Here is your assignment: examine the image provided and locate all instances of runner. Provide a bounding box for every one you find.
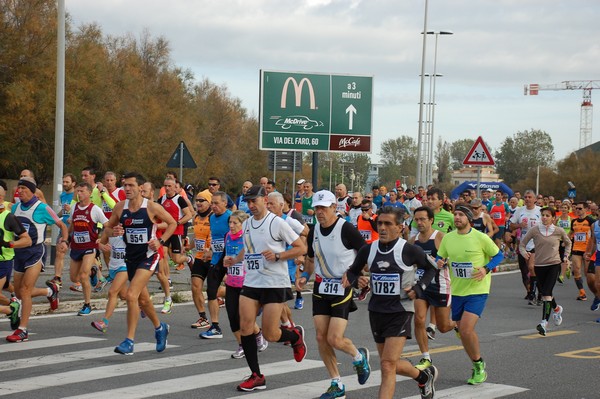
[585,207,600,312]
[470,198,498,238]
[343,206,438,399]
[189,189,212,329]
[436,203,504,385]
[409,206,455,372]
[510,190,542,303]
[296,190,370,399]
[519,207,571,335]
[100,172,172,355]
[200,191,232,339]
[68,182,109,316]
[232,185,307,391]
[7,177,69,342]
[569,202,594,301]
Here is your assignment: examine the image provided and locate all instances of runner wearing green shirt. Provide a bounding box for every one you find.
[436,203,503,386]
[426,187,454,233]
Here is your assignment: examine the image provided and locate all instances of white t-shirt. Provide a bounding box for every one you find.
[510,205,541,251]
[242,212,300,288]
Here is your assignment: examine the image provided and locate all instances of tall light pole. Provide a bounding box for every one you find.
[415,0,429,188]
[426,30,453,185]
[424,72,442,185]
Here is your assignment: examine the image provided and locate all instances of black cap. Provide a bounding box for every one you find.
[244,185,266,200]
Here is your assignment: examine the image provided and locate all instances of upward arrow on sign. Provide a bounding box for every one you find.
[463,136,495,166]
[346,104,357,130]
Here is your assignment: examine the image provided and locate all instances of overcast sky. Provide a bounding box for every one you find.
[66,0,600,163]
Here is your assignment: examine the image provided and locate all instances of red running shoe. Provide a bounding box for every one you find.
[46,280,60,310]
[236,372,266,391]
[292,325,307,362]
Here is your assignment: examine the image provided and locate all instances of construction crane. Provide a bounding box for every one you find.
[524,80,600,149]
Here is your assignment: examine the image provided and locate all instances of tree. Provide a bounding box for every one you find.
[495,129,555,186]
[449,139,475,170]
[435,138,451,184]
[378,135,417,188]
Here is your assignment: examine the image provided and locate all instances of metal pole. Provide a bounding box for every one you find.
[273,150,277,183]
[312,152,319,189]
[179,141,184,183]
[416,0,429,187]
[51,0,66,263]
[329,156,332,191]
[425,74,434,185]
[477,167,482,198]
[292,152,297,188]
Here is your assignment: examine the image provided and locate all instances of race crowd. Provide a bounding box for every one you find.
[0,168,599,399]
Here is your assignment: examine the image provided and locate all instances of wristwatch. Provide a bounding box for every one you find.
[275,253,281,261]
[159,238,166,246]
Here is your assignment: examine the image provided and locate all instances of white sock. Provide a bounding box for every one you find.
[428,323,436,330]
[422,352,431,360]
[353,351,363,362]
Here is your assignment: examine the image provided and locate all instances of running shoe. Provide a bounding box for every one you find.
[115,338,134,355]
[319,381,345,399]
[415,357,432,371]
[140,309,146,318]
[467,359,487,385]
[591,297,600,311]
[191,317,210,329]
[70,283,83,292]
[294,297,304,309]
[231,345,245,359]
[292,325,307,362]
[217,297,225,308]
[357,286,371,301]
[454,326,461,339]
[577,293,588,301]
[426,326,436,340]
[8,299,20,331]
[90,265,98,287]
[536,321,547,336]
[6,328,28,343]
[557,275,564,285]
[418,365,438,399]
[91,320,108,333]
[161,299,173,314]
[77,304,92,316]
[94,278,108,293]
[46,276,62,290]
[200,326,223,339]
[175,263,185,271]
[353,347,371,385]
[155,322,169,352]
[236,372,266,392]
[565,266,572,279]
[45,280,60,310]
[168,279,173,290]
[256,331,268,352]
[552,305,563,326]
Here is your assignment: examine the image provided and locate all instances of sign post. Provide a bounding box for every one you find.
[166,141,197,183]
[462,136,495,198]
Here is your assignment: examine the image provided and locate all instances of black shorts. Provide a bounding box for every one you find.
[369,310,413,344]
[240,286,293,305]
[421,286,451,308]
[588,260,596,274]
[69,248,95,261]
[162,235,183,254]
[312,285,353,320]
[191,258,210,280]
[572,250,585,257]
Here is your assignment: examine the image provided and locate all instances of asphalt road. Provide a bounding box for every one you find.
[1,269,599,398]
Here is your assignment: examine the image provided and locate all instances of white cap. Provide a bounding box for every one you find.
[312,190,336,207]
[486,188,494,192]
[297,179,306,185]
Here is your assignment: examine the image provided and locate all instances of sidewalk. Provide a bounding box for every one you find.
[26,259,519,316]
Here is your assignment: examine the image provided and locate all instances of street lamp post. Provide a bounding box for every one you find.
[426,30,453,185]
[415,0,429,188]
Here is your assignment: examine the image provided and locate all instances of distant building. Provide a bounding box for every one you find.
[451,166,501,186]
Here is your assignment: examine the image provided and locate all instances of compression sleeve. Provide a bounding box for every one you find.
[485,250,504,271]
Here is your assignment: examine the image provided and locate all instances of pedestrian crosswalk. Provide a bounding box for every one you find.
[0,335,529,398]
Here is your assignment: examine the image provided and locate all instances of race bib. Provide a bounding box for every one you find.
[73,231,91,244]
[102,201,112,213]
[491,212,501,220]
[194,239,206,251]
[229,264,243,276]
[112,248,126,260]
[245,253,264,271]
[574,232,587,242]
[318,278,343,296]
[359,230,372,241]
[125,228,148,244]
[415,268,425,280]
[452,262,473,278]
[372,273,400,295]
[558,220,570,229]
[211,238,224,253]
[302,214,313,224]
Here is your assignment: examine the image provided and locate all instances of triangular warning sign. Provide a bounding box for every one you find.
[166,141,197,168]
[462,136,495,166]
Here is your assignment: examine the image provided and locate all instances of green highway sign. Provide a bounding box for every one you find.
[260,70,373,153]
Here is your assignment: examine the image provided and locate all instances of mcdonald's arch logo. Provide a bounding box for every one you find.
[281,77,316,110]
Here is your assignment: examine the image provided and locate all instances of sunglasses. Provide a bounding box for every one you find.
[208,183,219,186]
[576,207,584,210]
[195,199,206,202]
[361,208,371,212]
